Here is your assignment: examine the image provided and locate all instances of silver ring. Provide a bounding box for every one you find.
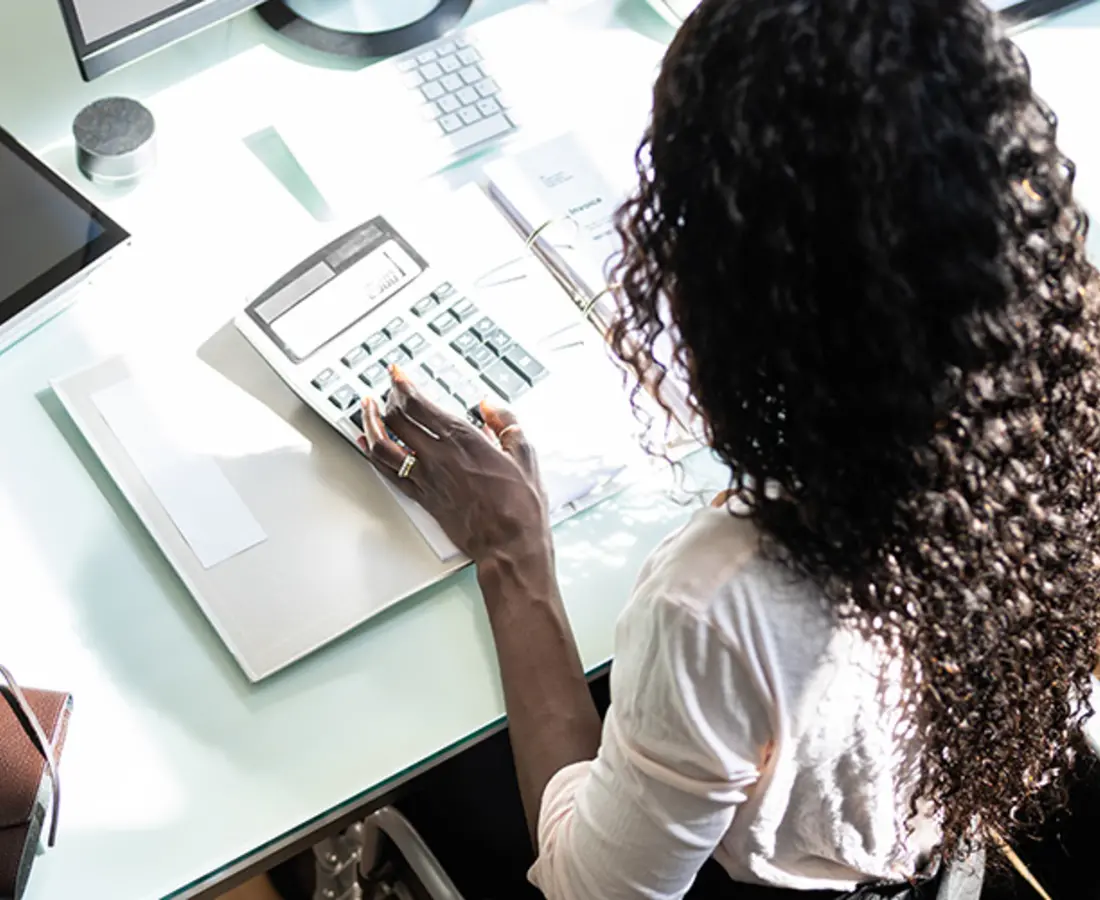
[397,454,417,479]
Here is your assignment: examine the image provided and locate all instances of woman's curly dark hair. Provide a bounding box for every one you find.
[610,0,1100,860]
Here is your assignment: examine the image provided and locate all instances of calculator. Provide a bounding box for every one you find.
[234,216,551,450]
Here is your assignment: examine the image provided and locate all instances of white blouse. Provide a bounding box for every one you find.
[529,507,940,900]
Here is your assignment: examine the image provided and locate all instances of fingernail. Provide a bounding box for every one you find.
[389,364,407,383]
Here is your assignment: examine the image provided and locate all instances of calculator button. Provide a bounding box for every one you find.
[435,366,462,393]
[458,47,480,66]
[430,313,458,336]
[416,50,438,64]
[384,317,407,339]
[311,368,339,391]
[481,360,530,402]
[471,316,496,339]
[421,353,448,378]
[359,363,388,387]
[458,106,482,126]
[342,345,369,368]
[330,385,359,411]
[504,346,548,385]
[412,295,437,317]
[422,81,445,101]
[438,94,461,114]
[450,298,476,321]
[485,328,513,356]
[457,86,479,107]
[452,380,482,410]
[432,282,456,300]
[441,73,463,93]
[402,333,428,356]
[450,331,479,355]
[420,61,443,81]
[437,41,457,55]
[466,345,496,371]
[363,331,388,354]
[381,348,412,368]
[459,65,482,85]
[439,53,461,73]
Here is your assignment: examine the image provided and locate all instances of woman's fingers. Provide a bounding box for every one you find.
[358,398,421,496]
[389,366,457,437]
[481,401,538,478]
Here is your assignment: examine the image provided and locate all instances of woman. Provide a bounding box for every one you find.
[358,0,1100,896]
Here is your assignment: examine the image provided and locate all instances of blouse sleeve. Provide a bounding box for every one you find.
[528,586,775,900]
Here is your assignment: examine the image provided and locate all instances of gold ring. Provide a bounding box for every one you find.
[397,454,417,479]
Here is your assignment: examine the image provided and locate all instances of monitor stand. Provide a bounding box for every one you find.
[257,0,474,58]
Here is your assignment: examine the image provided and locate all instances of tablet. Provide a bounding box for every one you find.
[0,126,129,350]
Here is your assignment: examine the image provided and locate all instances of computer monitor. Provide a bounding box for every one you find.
[57,0,472,81]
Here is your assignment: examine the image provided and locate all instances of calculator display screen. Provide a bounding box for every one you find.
[269,240,420,359]
[245,217,427,364]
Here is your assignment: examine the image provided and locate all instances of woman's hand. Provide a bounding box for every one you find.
[357,367,551,567]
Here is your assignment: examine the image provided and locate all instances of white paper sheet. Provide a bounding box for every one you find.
[92,378,268,568]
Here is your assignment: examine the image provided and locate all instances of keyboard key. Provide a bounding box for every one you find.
[450,297,476,321]
[459,106,482,126]
[459,65,482,85]
[349,407,364,432]
[458,47,480,66]
[466,344,495,371]
[430,312,458,335]
[432,282,456,300]
[439,54,462,74]
[416,49,438,64]
[412,295,437,317]
[396,57,418,73]
[381,347,412,368]
[342,345,369,368]
[456,86,478,106]
[481,359,530,401]
[471,315,496,339]
[330,385,359,411]
[475,78,500,98]
[451,331,479,355]
[437,41,457,55]
[403,70,424,90]
[438,94,461,113]
[421,353,448,378]
[504,346,549,385]
[363,331,388,354]
[420,61,443,80]
[441,73,463,93]
[311,368,339,391]
[402,333,428,356]
[485,328,513,355]
[438,114,462,134]
[440,112,513,151]
[359,363,388,388]
[383,317,407,339]
[476,97,502,118]
[420,380,453,410]
[422,81,445,101]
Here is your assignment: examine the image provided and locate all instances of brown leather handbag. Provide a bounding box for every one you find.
[0,666,71,900]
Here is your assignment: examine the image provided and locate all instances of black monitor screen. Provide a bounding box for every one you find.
[0,129,128,328]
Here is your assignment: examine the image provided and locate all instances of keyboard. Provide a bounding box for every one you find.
[392,33,518,161]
